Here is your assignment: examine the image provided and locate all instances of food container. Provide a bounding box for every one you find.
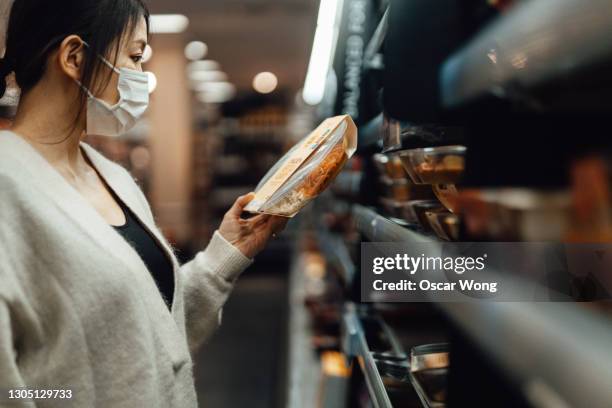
[245,115,357,217]
[426,211,461,241]
[457,189,571,241]
[373,153,407,179]
[381,116,402,152]
[398,146,466,185]
[378,198,416,225]
[433,184,460,213]
[380,197,405,220]
[410,343,449,407]
[382,119,466,153]
[379,177,436,202]
[412,201,446,232]
[379,177,412,201]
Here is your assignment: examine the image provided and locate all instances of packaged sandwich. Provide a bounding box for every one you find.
[244,115,358,217]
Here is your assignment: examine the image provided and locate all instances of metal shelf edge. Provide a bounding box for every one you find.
[441,0,612,107]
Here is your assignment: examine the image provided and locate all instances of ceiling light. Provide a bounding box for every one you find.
[146,72,158,94]
[253,72,278,94]
[184,41,208,61]
[196,87,236,104]
[189,70,228,83]
[150,14,189,34]
[196,82,237,103]
[303,0,343,106]
[187,60,221,72]
[194,81,236,94]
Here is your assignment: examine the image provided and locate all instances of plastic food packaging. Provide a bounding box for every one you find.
[373,153,407,179]
[245,115,357,217]
[410,343,449,407]
[412,201,446,233]
[426,211,460,241]
[398,146,466,185]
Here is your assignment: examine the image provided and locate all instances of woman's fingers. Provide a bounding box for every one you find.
[228,192,255,217]
[249,214,271,227]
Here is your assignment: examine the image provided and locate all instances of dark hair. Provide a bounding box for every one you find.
[0,0,149,124]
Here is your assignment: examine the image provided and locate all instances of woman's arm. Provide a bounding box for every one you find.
[131,182,286,353]
[0,300,32,406]
[180,194,287,353]
[179,230,252,353]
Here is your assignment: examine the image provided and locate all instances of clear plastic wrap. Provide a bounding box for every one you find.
[245,116,357,217]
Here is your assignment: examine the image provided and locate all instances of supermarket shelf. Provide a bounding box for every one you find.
[352,204,435,244]
[409,373,442,408]
[441,0,612,107]
[440,302,612,408]
[352,204,612,406]
[342,306,393,408]
[317,228,356,287]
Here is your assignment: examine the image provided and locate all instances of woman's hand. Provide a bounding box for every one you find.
[218,193,289,259]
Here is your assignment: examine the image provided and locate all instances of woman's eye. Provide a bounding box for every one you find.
[131,55,143,63]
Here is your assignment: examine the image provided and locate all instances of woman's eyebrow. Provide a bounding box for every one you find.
[132,39,147,50]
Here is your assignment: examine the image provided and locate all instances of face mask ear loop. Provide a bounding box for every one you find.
[98,56,121,75]
[82,41,121,75]
[75,79,95,99]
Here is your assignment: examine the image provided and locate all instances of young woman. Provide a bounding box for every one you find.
[0,1,287,406]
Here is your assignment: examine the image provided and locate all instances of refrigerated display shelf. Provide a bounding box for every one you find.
[317,228,356,287]
[441,0,612,107]
[342,306,395,408]
[353,204,436,244]
[441,302,612,408]
[408,372,443,408]
[351,204,612,408]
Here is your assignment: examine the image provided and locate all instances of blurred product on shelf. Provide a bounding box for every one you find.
[373,153,406,179]
[413,201,447,234]
[567,155,612,243]
[456,189,572,241]
[432,184,460,213]
[379,176,411,201]
[381,117,466,154]
[379,198,415,224]
[410,343,450,407]
[398,146,466,185]
[245,115,357,217]
[426,211,461,241]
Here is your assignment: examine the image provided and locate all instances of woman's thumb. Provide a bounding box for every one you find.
[230,192,255,216]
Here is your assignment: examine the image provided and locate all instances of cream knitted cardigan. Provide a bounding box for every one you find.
[0,131,253,407]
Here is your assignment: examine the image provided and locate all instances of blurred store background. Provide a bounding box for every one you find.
[4,0,612,407]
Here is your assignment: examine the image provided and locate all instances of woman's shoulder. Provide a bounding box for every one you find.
[0,131,31,183]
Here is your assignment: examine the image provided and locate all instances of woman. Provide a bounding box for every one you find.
[0,1,287,406]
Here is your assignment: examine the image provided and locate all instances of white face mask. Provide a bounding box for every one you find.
[78,47,149,137]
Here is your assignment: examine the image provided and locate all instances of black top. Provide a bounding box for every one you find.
[112,198,175,309]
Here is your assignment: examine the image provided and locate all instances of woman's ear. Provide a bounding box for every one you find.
[57,35,86,81]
